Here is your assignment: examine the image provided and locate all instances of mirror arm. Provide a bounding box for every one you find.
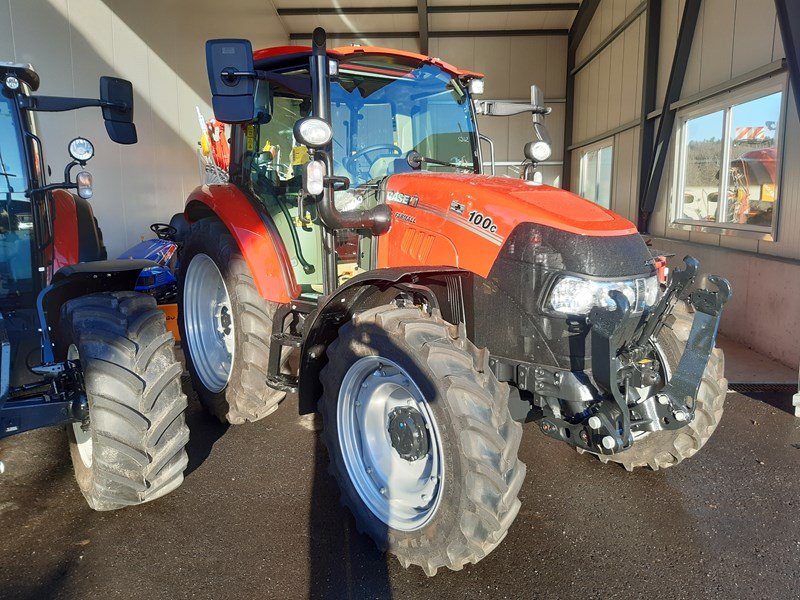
[19,95,102,113]
[474,100,550,117]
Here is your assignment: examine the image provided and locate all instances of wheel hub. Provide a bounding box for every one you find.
[216,304,232,336]
[337,356,444,532]
[387,406,430,462]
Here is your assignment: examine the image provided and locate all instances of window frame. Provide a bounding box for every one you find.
[670,76,788,241]
[578,138,614,209]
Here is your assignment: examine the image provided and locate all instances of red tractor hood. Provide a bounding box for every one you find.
[377,173,638,277]
[385,172,637,237]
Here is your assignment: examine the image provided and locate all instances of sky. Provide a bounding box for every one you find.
[688,92,782,142]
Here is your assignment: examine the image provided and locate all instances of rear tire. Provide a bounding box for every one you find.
[178,217,286,424]
[61,291,189,510]
[580,301,727,471]
[319,306,525,576]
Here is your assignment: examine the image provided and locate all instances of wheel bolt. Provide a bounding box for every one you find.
[601,436,616,450]
[379,487,386,495]
[421,494,427,501]
[658,395,670,405]
[674,410,689,422]
[366,466,372,474]
[588,416,601,430]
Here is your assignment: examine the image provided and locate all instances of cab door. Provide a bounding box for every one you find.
[243,93,325,299]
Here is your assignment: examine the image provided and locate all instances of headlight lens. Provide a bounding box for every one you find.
[294,118,332,148]
[548,275,660,316]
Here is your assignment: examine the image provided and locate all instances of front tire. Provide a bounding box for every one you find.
[61,292,189,510]
[178,217,286,424]
[319,306,525,576]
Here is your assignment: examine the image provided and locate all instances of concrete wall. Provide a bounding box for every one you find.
[568,0,799,369]
[0,0,287,257]
[291,34,568,186]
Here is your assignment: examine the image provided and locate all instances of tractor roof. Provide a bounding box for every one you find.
[253,45,483,79]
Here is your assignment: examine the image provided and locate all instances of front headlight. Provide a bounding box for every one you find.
[547,275,659,316]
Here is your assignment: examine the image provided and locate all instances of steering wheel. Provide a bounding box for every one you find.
[344,144,403,176]
[150,223,177,240]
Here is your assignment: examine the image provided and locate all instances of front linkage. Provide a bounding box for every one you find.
[538,256,731,455]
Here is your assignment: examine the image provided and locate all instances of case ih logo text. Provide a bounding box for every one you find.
[386,191,419,207]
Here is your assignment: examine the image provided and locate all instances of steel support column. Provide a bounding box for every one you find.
[637,0,661,229]
[562,0,601,191]
[418,0,429,55]
[774,0,800,120]
[638,0,702,232]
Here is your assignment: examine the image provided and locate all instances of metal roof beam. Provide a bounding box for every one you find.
[428,3,580,13]
[278,4,579,16]
[278,6,416,16]
[289,29,568,40]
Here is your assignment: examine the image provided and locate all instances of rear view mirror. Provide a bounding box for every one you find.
[206,39,256,123]
[99,76,137,144]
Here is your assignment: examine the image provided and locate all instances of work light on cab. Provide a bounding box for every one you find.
[294,117,332,148]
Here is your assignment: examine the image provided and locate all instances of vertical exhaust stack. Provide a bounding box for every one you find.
[310,27,392,235]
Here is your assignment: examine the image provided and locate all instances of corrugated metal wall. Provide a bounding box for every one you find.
[569,0,646,222]
[568,0,800,367]
[0,0,287,258]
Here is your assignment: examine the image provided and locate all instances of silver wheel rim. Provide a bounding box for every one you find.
[337,356,444,532]
[68,344,92,468]
[184,253,235,393]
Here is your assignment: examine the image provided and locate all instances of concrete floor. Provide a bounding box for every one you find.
[717,335,798,385]
[1,376,798,600]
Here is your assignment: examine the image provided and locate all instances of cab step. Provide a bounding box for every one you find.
[267,373,299,394]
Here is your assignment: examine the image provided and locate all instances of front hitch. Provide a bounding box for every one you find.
[586,257,731,454]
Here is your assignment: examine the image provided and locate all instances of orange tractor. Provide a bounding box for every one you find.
[174,29,730,575]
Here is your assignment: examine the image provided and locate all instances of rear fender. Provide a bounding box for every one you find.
[38,259,157,363]
[48,191,107,277]
[183,185,299,303]
[297,266,471,414]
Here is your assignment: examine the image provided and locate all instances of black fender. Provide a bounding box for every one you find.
[297,266,473,414]
[38,259,158,362]
[74,195,108,262]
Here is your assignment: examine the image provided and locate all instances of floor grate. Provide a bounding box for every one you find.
[729,383,798,393]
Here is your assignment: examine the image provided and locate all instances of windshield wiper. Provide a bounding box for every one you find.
[407,150,473,172]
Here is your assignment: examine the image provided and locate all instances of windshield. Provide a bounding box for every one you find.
[330,61,478,187]
[0,91,35,298]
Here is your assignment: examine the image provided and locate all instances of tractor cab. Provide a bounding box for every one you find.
[0,63,137,303]
[206,34,551,299]
[240,53,482,298]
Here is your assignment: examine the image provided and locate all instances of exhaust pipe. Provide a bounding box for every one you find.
[310,27,391,235]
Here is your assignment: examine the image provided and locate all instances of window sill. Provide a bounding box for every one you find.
[670,220,776,242]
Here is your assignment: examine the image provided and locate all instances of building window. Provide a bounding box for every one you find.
[674,82,785,235]
[579,142,613,208]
